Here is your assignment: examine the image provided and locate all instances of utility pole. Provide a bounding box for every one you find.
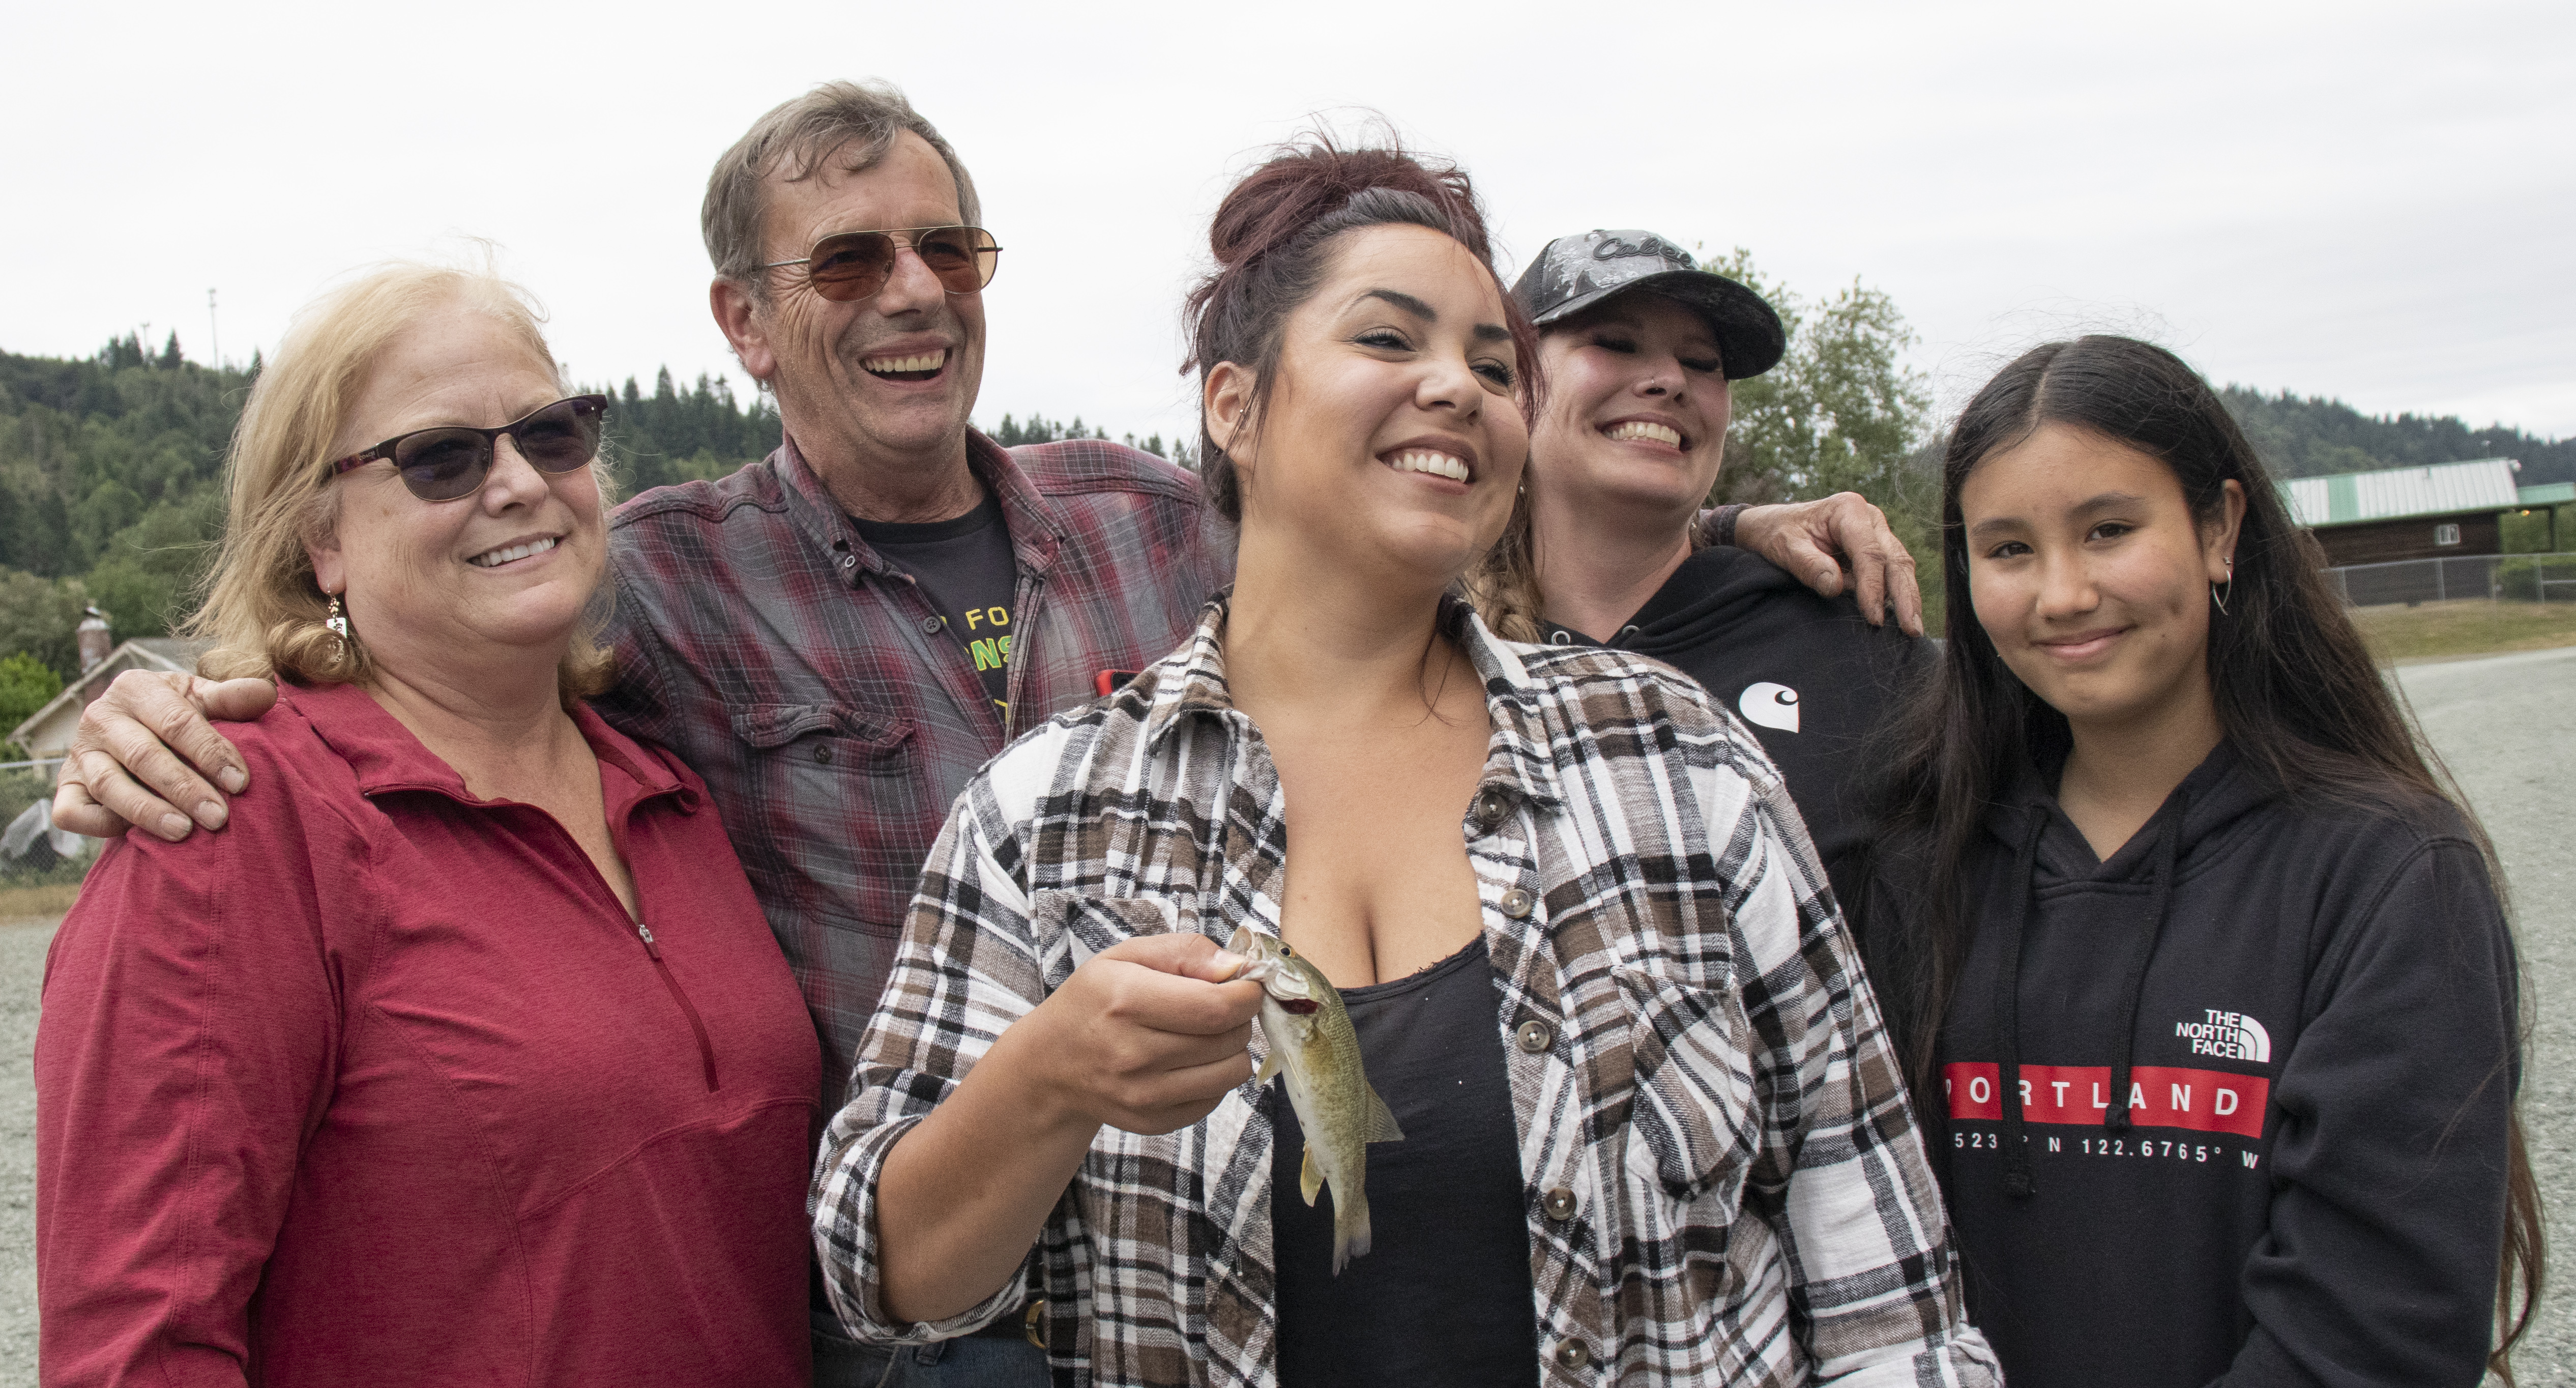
[209,288,220,369]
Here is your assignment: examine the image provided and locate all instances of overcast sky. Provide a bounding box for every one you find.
[7,0,2569,451]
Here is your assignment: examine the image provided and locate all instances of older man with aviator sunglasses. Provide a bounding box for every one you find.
[54,78,1921,1387]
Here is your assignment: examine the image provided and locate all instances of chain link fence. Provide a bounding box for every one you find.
[2327,552,2576,608]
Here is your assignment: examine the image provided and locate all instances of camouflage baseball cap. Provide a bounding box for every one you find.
[1510,230,1784,380]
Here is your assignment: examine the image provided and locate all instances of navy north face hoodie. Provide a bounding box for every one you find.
[1894,742,2518,1387]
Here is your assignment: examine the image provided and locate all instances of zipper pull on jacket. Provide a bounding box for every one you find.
[635,918,719,1091]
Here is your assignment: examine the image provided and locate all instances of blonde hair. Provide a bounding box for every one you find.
[1462,490,1544,643]
[185,259,617,702]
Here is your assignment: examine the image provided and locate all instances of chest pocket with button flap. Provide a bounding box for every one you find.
[1615,966,1758,1214]
[728,703,914,774]
[727,703,925,934]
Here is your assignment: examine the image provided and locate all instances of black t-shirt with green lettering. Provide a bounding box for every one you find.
[852,491,1018,715]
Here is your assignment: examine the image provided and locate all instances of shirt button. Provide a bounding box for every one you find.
[813,745,833,765]
[1472,789,1508,830]
[920,614,944,634]
[1554,1340,1591,1371]
[1499,887,1534,919]
[1542,1187,1577,1221]
[1515,1020,1553,1054]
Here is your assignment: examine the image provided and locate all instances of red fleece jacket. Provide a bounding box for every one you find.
[35,680,820,1386]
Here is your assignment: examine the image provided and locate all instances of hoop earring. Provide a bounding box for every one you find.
[326,593,351,657]
[2210,559,2234,615]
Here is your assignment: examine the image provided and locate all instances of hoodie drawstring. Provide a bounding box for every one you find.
[2107,788,2187,1133]
[1995,811,2047,1199]
[1995,788,2189,1197]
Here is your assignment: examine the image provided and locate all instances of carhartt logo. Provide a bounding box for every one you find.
[2177,1009,2270,1063]
[1739,682,1800,733]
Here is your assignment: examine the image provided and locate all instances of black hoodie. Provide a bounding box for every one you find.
[1897,742,2517,1387]
[1539,545,1930,905]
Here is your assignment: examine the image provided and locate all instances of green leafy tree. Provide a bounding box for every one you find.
[80,489,224,640]
[1696,250,1941,621]
[0,567,89,679]
[1700,249,1932,508]
[0,651,63,743]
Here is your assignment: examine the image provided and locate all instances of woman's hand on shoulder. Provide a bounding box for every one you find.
[989,932,1264,1138]
[54,672,277,842]
[1730,493,1925,636]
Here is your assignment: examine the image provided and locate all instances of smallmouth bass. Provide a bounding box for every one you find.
[1226,924,1404,1274]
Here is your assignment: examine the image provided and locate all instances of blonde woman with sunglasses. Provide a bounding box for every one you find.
[34,263,821,1386]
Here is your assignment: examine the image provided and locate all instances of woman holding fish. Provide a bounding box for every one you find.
[813,136,1997,1387]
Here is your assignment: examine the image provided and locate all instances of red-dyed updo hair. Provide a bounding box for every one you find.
[1183,132,1541,523]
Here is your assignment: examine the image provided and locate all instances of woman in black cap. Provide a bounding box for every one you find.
[1471,230,1931,906]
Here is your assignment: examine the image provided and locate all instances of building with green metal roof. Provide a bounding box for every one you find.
[2276,457,2527,565]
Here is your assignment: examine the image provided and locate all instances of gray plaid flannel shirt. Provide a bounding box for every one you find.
[814,597,1997,1387]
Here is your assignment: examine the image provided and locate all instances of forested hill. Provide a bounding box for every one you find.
[0,338,781,664]
[2,334,2565,671]
[2220,387,2574,487]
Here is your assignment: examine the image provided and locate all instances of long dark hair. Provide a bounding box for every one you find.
[1870,334,2541,1376]
[1181,130,1541,524]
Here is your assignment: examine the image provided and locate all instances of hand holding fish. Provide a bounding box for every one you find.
[873,931,1267,1323]
[1000,932,1268,1137]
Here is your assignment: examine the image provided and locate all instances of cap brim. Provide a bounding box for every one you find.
[1531,269,1785,380]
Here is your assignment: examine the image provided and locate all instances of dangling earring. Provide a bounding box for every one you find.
[325,593,350,657]
[2210,559,2234,616]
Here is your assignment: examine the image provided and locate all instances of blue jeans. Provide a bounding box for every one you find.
[811,1311,1052,1388]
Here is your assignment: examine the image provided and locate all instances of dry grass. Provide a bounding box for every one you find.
[2348,601,2576,666]
[0,881,80,927]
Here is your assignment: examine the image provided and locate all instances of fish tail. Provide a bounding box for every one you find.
[1329,1186,1372,1275]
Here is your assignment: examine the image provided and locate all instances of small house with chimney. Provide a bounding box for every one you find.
[8,609,212,759]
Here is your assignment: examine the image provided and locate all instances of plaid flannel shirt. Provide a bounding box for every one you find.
[815,597,1998,1387]
[596,433,1225,1095]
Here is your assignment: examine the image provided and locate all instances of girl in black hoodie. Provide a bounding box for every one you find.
[1863,335,2541,1387]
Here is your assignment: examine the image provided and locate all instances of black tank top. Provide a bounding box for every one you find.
[1271,937,1539,1387]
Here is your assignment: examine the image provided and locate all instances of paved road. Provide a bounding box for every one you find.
[0,647,2567,1380]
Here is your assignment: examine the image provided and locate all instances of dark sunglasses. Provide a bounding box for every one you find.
[758,225,1002,302]
[325,394,609,502]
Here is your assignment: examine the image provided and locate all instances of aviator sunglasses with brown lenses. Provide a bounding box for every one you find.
[759,225,1002,302]
[325,394,610,502]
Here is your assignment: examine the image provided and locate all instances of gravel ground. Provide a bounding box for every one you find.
[2396,645,2576,1380]
[0,646,2566,1380]
[0,919,46,1378]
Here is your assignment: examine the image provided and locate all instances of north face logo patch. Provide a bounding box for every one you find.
[2176,1009,2271,1063]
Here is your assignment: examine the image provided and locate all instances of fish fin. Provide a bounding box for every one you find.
[1366,1086,1404,1143]
[1254,1047,1282,1085]
[1300,1143,1323,1207]
[1331,1189,1372,1275]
